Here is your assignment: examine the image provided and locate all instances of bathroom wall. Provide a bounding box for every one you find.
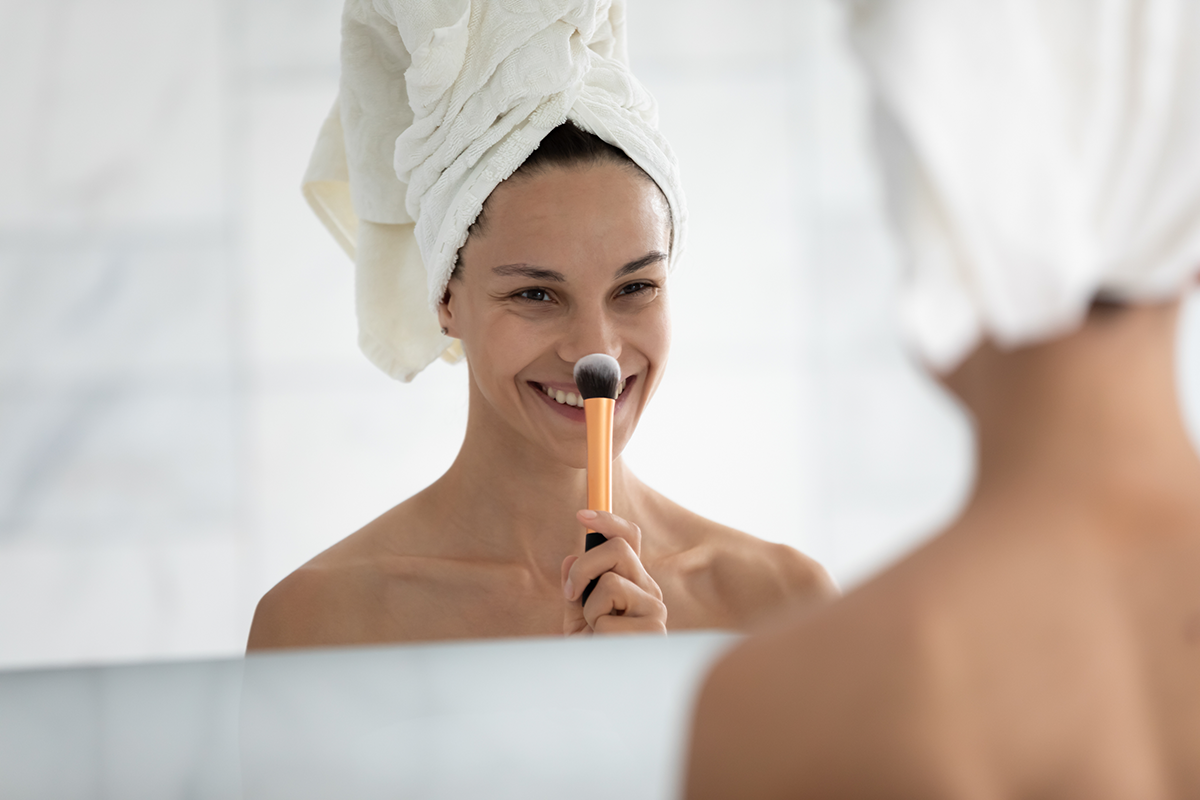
[6,0,1191,669]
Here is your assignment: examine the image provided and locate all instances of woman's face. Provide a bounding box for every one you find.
[439,162,672,469]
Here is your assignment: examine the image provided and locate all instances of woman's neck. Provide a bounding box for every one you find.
[945,300,1200,533]
[420,381,647,580]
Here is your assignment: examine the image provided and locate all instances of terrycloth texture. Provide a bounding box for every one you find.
[304,0,686,382]
[842,0,1200,372]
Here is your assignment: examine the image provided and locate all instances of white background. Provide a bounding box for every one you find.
[1,0,1197,669]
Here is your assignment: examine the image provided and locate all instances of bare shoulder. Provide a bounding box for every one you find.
[702,519,838,619]
[246,501,429,652]
[709,525,836,602]
[246,534,385,652]
[644,493,838,629]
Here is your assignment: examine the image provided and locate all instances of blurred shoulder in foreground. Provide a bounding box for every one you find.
[687,0,1200,792]
[688,305,1200,798]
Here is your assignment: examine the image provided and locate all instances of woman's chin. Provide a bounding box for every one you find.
[542,445,588,472]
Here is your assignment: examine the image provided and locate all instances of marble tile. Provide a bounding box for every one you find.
[648,75,807,347]
[0,537,244,668]
[0,381,238,544]
[0,238,241,550]
[242,83,363,368]
[0,0,226,230]
[0,241,234,382]
[241,0,342,78]
[0,0,243,666]
[627,0,810,66]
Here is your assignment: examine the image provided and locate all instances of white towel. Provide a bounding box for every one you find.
[304,0,686,382]
[842,0,1200,372]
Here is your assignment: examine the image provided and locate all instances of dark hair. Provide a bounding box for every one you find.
[454,121,670,276]
[512,120,640,177]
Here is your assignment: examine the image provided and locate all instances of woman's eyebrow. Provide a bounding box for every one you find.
[492,264,567,282]
[491,251,666,282]
[614,250,668,278]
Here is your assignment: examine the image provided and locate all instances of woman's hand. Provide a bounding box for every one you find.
[561,509,668,636]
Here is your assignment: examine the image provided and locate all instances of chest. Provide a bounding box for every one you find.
[370,559,731,643]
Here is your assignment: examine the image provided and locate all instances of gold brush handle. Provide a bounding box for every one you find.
[584,397,614,531]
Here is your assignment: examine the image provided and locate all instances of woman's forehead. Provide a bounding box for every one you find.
[468,164,671,266]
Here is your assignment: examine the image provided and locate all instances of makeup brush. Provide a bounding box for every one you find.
[573,353,622,606]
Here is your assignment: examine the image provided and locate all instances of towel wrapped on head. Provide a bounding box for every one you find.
[304,0,686,382]
[842,0,1200,372]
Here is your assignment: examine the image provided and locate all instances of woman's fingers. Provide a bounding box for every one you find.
[561,511,668,636]
[581,571,667,633]
[561,554,578,588]
[576,509,642,554]
[563,533,661,603]
[561,554,592,636]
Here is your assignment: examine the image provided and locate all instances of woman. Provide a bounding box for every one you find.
[248,2,834,648]
[687,1,1200,796]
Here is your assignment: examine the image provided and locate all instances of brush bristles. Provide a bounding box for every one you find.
[573,354,622,400]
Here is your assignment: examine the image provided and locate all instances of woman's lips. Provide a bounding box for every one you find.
[529,375,637,422]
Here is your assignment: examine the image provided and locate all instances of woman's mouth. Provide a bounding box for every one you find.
[528,375,635,420]
[534,377,629,408]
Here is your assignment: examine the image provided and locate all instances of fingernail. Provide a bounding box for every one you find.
[563,578,574,599]
[578,509,598,520]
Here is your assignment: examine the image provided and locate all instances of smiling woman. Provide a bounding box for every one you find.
[247,122,835,647]
[246,1,835,649]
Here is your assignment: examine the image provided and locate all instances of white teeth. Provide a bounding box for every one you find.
[542,384,575,406]
[538,383,616,408]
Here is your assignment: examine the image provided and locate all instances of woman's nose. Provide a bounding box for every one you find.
[558,305,621,364]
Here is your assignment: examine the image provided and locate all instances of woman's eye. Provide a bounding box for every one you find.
[617,282,653,297]
[515,288,551,302]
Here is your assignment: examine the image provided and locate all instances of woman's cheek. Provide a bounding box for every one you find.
[637,310,672,370]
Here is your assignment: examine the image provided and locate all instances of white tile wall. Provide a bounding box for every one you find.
[2,0,1196,668]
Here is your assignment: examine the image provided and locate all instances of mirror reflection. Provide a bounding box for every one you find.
[6,0,1196,797]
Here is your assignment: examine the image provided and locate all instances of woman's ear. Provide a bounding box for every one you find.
[436,284,456,338]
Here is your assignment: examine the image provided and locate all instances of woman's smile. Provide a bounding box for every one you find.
[527,375,637,422]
